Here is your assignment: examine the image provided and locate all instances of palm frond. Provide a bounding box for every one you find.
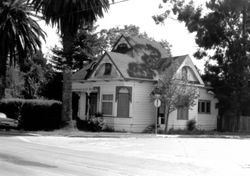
[29,0,109,35]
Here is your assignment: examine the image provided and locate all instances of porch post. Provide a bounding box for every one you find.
[79,92,87,120]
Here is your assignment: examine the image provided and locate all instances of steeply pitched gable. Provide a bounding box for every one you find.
[73,35,204,85]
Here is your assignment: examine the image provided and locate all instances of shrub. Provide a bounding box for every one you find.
[186,119,196,131]
[0,99,62,130]
[102,125,114,132]
[143,124,161,133]
[76,116,104,132]
[0,99,23,120]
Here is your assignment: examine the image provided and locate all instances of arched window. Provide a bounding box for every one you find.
[116,43,129,53]
[116,87,131,117]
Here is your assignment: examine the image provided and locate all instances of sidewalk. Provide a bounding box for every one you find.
[1,129,250,139]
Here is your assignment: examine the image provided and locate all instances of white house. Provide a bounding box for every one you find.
[72,35,218,132]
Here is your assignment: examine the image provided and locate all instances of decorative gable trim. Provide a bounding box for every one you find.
[111,35,133,52]
[180,55,204,85]
[88,52,125,80]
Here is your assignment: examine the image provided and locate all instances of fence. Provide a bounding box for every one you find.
[221,115,250,132]
[239,116,250,132]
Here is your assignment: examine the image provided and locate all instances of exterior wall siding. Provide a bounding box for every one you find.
[196,87,218,130]
[73,80,156,132]
[131,81,155,132]
[165,87,218,131]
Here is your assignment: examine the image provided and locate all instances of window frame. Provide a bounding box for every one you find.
[101,94,114,116]
[117,88,130,118]
[198,100,211,114]
[181,66,188,80]
[104,63,112,76]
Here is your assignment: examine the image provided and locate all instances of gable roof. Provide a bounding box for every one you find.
[72,59,100,81]
[107,52,188,80]
[73,35,202,84]
[125,36,171,59]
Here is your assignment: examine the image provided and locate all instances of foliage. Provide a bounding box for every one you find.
[152,62,199,133]
[51,27,107,71]
[100,24,172,54]
[50,24,172,72]
[0,99,62,130]
[186,119,196,131]
[5,67,24,98]
[154,0,250,131]
[102,125,114,132]
[38,71,63,101]
[143,124,159,133]
[76,117,104,132]
[4,51,55,100]
[0,0,45,99]
[29,0,110,125]
[21,51,49,99]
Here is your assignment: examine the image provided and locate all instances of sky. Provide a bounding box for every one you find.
[40,0,206,71]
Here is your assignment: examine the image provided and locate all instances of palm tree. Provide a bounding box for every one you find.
[0,0,46,99]
[29,0,110,126]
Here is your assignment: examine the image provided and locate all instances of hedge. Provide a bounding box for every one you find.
[0,99,62,130]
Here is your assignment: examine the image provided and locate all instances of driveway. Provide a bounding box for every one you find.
[0,133,250,175]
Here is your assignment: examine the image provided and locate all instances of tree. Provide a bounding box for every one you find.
[152,62,198,133]
[154,0,250,131]
[51,26,107,72]
[21,51,48,99]
[0,0,45,99]
[100,24,172,54]
[29,0,110,126]
[51,24,172,72]
[5,51,52,99]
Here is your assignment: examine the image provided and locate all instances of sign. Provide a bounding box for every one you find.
[154,99,161,108]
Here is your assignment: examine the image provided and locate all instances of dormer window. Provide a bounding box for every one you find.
[104,63,112,75]
[115,43,129,53]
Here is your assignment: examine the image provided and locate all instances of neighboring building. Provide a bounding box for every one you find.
[72,35,218,132]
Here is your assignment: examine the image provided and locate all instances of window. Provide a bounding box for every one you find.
[198,100,211,114]
[102,94,113,115]
[116,43,129,53]
[117,88,130,117]
[104,63,112,75]
[177,106,189,120]
[182,67,188,80]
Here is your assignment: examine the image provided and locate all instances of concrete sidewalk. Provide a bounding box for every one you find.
[1,129,250,139]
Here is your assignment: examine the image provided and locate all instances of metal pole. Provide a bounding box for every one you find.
[155,107,158,134]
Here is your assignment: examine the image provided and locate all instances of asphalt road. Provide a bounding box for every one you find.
[0,135,188,176]
[1,134,250,176]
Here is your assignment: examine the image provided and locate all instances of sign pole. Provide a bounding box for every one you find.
[154,98,161,135]
[155,107,158,134]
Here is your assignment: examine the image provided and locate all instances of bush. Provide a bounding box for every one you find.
[102,125,114,132]
[186,119,196,131]
[76,116,104,132]
[0,99,62,130]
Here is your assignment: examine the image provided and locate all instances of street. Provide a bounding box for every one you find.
[0,134,250,176]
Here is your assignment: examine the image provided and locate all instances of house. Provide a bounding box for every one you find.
[72,35,218,132]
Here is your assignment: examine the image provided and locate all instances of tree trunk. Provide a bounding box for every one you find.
[164,106,170,133]
[62,68,72,125]
[61,28,74,128]
[0,55,7,99]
